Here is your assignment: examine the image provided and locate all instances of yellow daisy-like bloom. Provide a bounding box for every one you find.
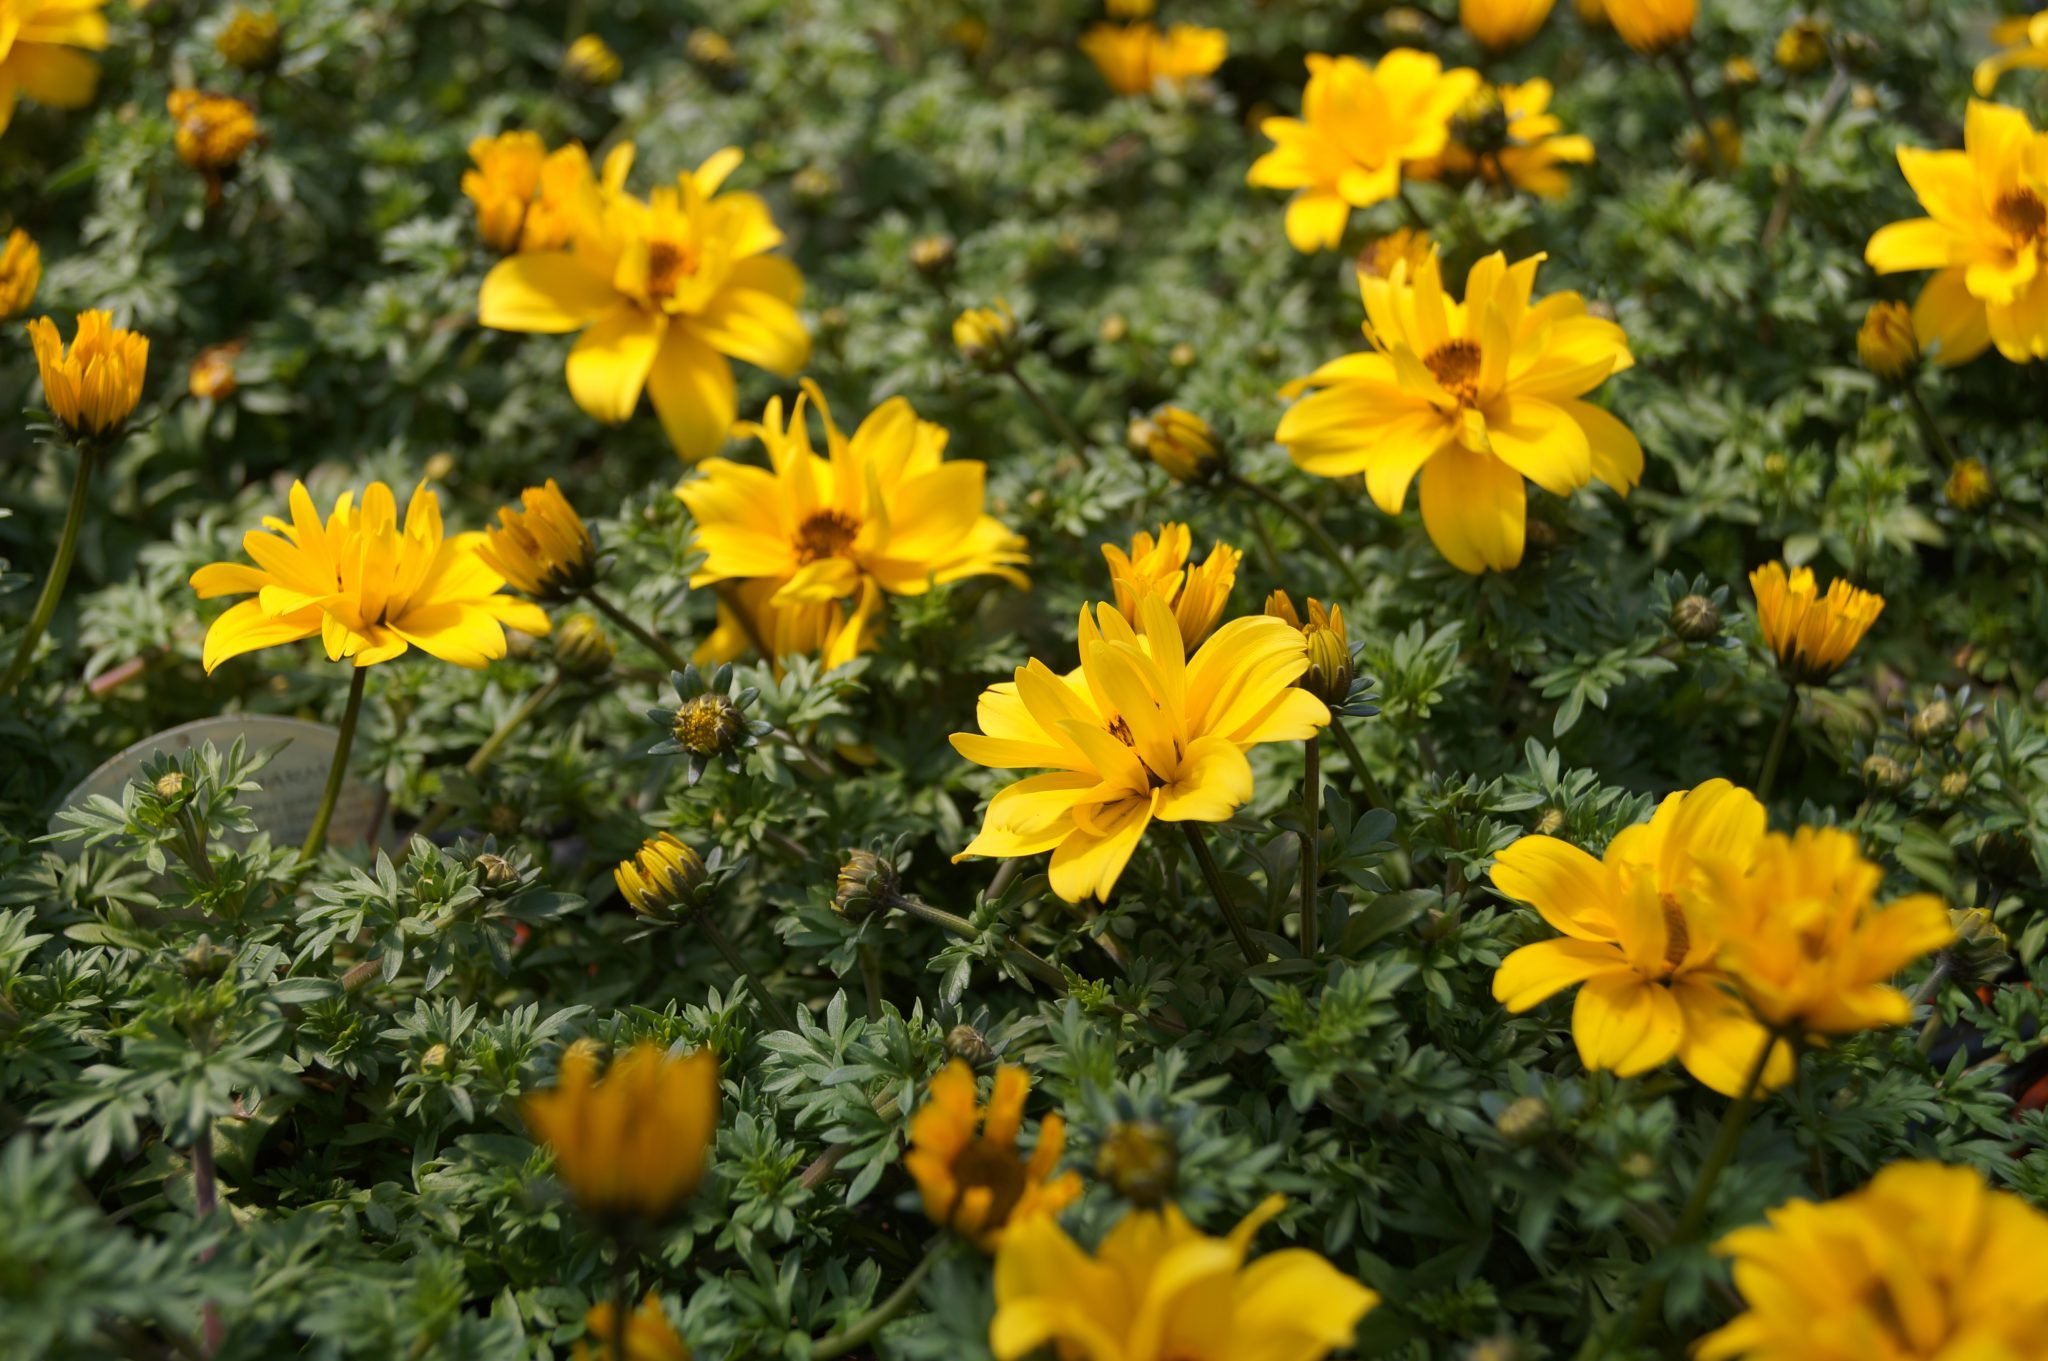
[1698,1161,2048,1361]
[188,479,550,674]
[573,1293,691,1361]
[1974,12,2048,96]
[478,478,599,603]
[564,33,621,86]
[613,832,707,920]
[1602,0,1695,53]
[1102,524,1239,649]
[167,90,259,174]
[904,1060,1082,1251]
[1491,779,1796,1096]
[1460,0,1555,51]
[1277,249,1641,574]
[27,310,148,438]
[1704,826,1954,1037]
[1,228,41,318]
[1423,81,1594,199]
[950,597,1329,903]
[478,144,809,462]
[990,1194,1378,1361]
[1078,22,1227,97]
[1748,560,1883,685]
[522,1041,719,1222]
[1865,101,2048,367]
[1247,51,1480,253]
[677,382,1028,669]
[0,0,108,136]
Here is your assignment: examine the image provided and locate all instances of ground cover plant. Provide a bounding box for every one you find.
[6,0,2048,1357]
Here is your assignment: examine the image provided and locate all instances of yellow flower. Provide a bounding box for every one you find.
[1602,0,1695,53]
[0,0,108,135]
[27,309,148,438]
[1421,80,1594,198]
[564,33,621,85]
[953,298,1019,368]
[1277,249,1641,574]
[678,382,1027,669]
[1264,590,1352,705]
[950,597,1329,902]
[905,1060,1081,1250]
[1126,405,1222,484]
[1078,22,1226,97]
[1748,560,1883,685]
[168,90,259,174]
[1855,300,1919,381]
[1945,456,1994,511]
[1,228,43,319]
[1722,55,1760,87]
[1697,1161,2048,1361]
[1773,17,1828,73]
[463,134,607,255]
[1357,226,1433,280]
[1865,101,2048,367]
[1247,51,1480,252]
[215,7,279,71]
[989,1194,1377,1361]
[1102,524,1239,648]
[522,1042,719,1222]
[478,144,809,461]
[187,341,243,401]
[573,1293,690,1361]
[1975,11,2048,96]
[1459,0,1555,51]
[1683,115,1744,173]
[1704,826,1954,1036]
[614,832,707,919]
[1491,780,1796,1096]
[1105,0,1154,15]
[188,479,550,674]
[478,478,599,602]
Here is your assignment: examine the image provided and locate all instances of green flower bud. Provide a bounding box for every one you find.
[1668,594,1722,642]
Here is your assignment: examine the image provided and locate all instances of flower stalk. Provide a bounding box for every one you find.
[1300,738,1323,958]
[1224,471,1364,594]
[413,674,564,841]
[1184,824,1263,966]
[691,907,798,1033]
[1003,360,1090,461]
[812,1238,947,1360]
[1903,383,1962,471]
[0,440,96,696]
[1755,683,1799,802]
[585,587,690,673]
[1667,49,1723,175]
[301,666,369,864]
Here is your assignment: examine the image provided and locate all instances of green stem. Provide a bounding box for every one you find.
[1300,738,1322,959]
[811,1239,946,1360]
[192,1120,224,1355]
[858,944,883,1022]
[1755,684,1799,802]
[1003,362,1089,460]
[608,1242,632,1361]
[586,587,690,674]
[1226,472,1364,595]
[1903,383,1961,471]
[1,442,96,696]
[892,894,1068,991]
[1330,721,1390,812]
[1396,182,1428,229]
[300,666,369,864]
[692,908,798,1033]
[1668,47,1722,176]
[413,674,563,840]
[1183,824,1262,966]
[1915,956,1952,1057]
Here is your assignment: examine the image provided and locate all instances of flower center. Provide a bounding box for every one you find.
[1994,188,2047,242]
[1659,894,1691,971]
[949,1137,1027,1230]
[793,509,861,564]
[646,239,701,302]
[1423,339,1484,405]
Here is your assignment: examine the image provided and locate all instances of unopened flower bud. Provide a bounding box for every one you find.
[1382,5,1432,38]
[1494,1095,1551,1144]
[1668,594,1721,642]
[564,33,622,85]
[674,693,746,758]
[1722,56,1761,88]
[791,165,838,210]
[1620,1151,1657,1179]
[154,770,192,800]
[1096,1120,1178,1208]
[833,847,899,918]
[551,613,614,678]
[952,300,1018,370]
[216,7,280,72]
[686,28,736,71]
[423,451,457,482]
[945,1023,995,1066]
[1909,700,1958,745]
[1856,302,1918,382]
[615,832,708,919]
[1939,771,1971,801]
[1097,312,1129,344]
[1683,117,1743,172]
[421,1042,451,1071]
[1945,458,1993,512]
[1774,18,1829,74]
[1946,907,2010,986]
[1266,592,1352,704]
[182,935,234,980]
[1534,808,1567,836]
[473,852,520,892]
[1167,342,1196,369]
[1127,405,1222,484]
[910,233,958,281]
[1861,754,1909,791]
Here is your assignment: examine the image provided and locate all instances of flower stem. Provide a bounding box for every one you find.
[1225,472,1364,595]
[1755,683,1799,802]
[608,1241,633,1361]
[1183,824,1263,966]
[413,674,563,840]
[1300,738,1322,959]
[1668,48,1723,176]
[812,1238,947,1361]
[1330,721,1390,812]
[1915,956,1952,1056]
[691,908,798,1033]
[585,587,690,673]
[300,666,369,865]
[192,1121,225,1355]
[0,442,96,696]
[1003,362,1089,460]
[1904,383,1961,471]
[891,894,1068,991]
[858,943,883,1021]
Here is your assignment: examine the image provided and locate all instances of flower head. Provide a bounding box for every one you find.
[216,7,279,70]
[1421,80,1594,199]
[1975,11,2048,96]
[479,478,599,602]
[1247,51,1480,252]
[905,1060,1081,1251]
[1491,780,1795,1095]
[188,341,243,401]
[1855,300,1919,381]
[1126,405,1222,484]
[990,1194,1377,1361]
[1102,524,1240,648]
[1865,101,2048,366]
[522,1041,719,1222]
[0,0,109,135]
[1773,17,1828,73]
[1,229,42,319]
[478,144,808,460]
[951,598,1329,902]
[1079,22,1226,97]
[1277,249,1641,573]
[462,133,603,254]
[614,832,709,919]
[1265,590,1353,705]
[564,33,621,85]
[953,298,1019,369]
[645,663,768,782]
[1945,456,1994,511]
[1602,0,1695,53]
[27,310,148,439]
[551,612,614,677]
[1460,0,1555,51]
[189,479,549,673]
[168,90,259,174]
[1749,560,1883,685]
[573,1293,691,1361]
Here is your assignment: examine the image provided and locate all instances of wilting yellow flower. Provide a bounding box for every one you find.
[1705,826,1953,1036]
[1697,1161,2048,1361]
[614,832,708,919]
[564,33,621,85]
[168,90,259,174]
[1865,100,2048,366]
[573,1293,691,1361]
[187,341,243,401]
[1079,22,1226,96]
[478,144,808,461]
[523,1042,719,1222]
[189,479,550,673]
[27,310,148,438]
[1358,226,1434,280]
[1975,11,2048,96]
[1421,80,1593,198]
[1,229,42,319]
[1126,405,1222,483]
[904,1060,1081,1250]
[1602,0,1695,53]
[1277,249,1641,574]
[1492,780,1796,1096]
[1103,524,1239,648]
[215,7,279,71]
[953,298,1018,368]
[0,0,109,135]
[1460,0,1555,51]
[951,598,1329,902]
[679,382,1028,669]
[1749,560,1883,685]
[990,1194,1377,1361]
[478,478,599,602]
[1855,300,1919,381]
[1773,17,1828,73]
[1946,456,1994,511]
[1248,51,1480,252]
[1265,590,1352,705]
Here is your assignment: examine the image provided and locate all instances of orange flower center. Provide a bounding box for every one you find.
[1994,188,2047,242]
[1424,339,1484,405]
[793,508,861,564]
[646,239,701,301]
[948,1138,1027,1229]
[1659,894,1691,971]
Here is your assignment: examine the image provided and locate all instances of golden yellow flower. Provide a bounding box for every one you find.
[1,228,43,319]
[27,310,148,438]
[1704,826,1954,1037]
[168,90,259,174]
[1602,0,1694,53]
[522,1042,719,1222]
[1975,11,2048,96]
[1420,80,1593,199]
[215,7,279,70]
[1855,300,1919,381]
[1264,590,1352,705]
[462,133,605,255]
[564,33,621,85]
[1247,51,1480,252]
[1102,523,1239,648]
[1865,101,2048,366]
[952,298,1018,368]
[1697,1161,2048,1361]
[1078,22,1226,97]
[1358,226,1433,280]
[1773,17,1828,73]
[0,0,108,135]
[904,1060,1081,1251]
[951,598,1329,902]
[1946,456,1994,511]
[572,1293,690,1361]
[1126,405,1222,483]
[1492,780,1797,1096]
[990,1194,1377,1361]
[1748,560,1882,685]
[1459,0,1555,51]
[614,832,707,919]
[1105,0,1154,15]
[187,340,243,401]
[478,478,599,602]
[189,479,550,674]
[1277,249,1641,574]
[479,144,808,461]
[678,382,1028,670]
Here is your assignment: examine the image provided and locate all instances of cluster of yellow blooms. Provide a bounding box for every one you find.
[1077,0,1225,98]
